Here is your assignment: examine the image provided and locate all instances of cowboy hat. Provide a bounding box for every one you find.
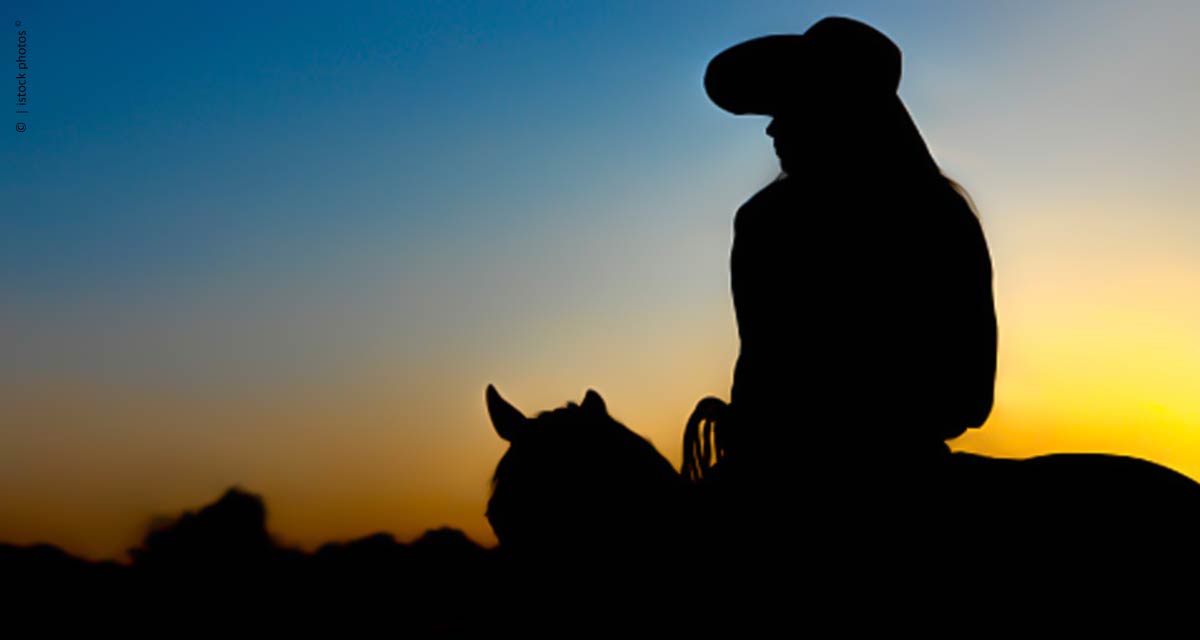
[705,17,901,116]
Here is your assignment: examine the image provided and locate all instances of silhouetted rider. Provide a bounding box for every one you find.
[704,18,997,482]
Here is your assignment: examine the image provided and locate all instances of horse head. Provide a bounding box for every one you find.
[484,385,687,565]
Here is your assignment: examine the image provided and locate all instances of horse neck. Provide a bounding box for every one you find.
[722,433,951,495]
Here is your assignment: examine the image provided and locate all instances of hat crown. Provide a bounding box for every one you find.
[704,17,901,116]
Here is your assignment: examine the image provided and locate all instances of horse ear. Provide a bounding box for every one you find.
[486,384,527,442]
[581,388,607,415]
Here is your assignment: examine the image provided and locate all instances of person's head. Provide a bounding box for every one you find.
[706,18,938,182]
[764,93,937,182]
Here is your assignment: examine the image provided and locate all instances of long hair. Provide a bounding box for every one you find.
[772,93,981,214]
[864,96,997,441]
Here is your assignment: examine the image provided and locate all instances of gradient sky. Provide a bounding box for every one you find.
[3,1,1199,560]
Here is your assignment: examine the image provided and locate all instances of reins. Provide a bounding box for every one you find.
[682,396,730,484]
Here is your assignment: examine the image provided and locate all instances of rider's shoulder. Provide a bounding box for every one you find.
[740,177,792,211]
[734,177,793,231]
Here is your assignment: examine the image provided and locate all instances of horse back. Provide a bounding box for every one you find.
[948,451,1200,570]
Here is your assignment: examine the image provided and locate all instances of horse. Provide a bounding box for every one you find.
[486,385,1200,618]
